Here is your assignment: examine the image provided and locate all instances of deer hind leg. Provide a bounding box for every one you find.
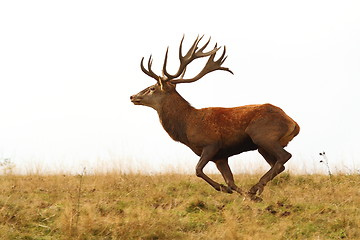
[215,159,243,194]
[258,147,286,173]
[195,145,233,194]
[245,119,294,201]
[248,142,291,200]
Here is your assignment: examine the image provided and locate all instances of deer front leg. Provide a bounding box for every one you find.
[195,145,233,194]
[215,159,243,194]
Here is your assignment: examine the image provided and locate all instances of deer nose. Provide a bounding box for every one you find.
[130,95,134,100]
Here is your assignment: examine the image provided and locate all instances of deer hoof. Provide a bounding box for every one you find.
[249,183,265,196]
[219,184,233,194]
[234,187,243,195]
[248,193,263,202]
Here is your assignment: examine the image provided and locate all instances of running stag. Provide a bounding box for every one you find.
[130,36,300,201]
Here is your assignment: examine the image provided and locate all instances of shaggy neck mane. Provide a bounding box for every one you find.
[157,91,194,144]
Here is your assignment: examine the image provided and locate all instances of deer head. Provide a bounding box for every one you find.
[130,35,233,110]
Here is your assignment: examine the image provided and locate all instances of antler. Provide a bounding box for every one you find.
[170,45,233,84]
[162,35,219,80]
[140,35,233,84]
[140,55,159,80]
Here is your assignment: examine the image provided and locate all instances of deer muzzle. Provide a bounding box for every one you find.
[130,94,142,105]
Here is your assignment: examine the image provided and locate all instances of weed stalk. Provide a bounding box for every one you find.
[73,167,86,235]
[319,152,332,178]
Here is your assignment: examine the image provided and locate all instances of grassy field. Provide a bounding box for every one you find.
[0,173,359,239]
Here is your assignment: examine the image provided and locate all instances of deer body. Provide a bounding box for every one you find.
[146,88,298,159]
[131,36,299,201]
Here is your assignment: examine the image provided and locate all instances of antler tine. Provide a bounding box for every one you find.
[140,56,160,81]
[170,45,233,84]
[147,56,160,79]
[219,46,233,74]
[198,36,211,52]
[220,46,230,66]
[196,37,220,57]
[179,67,187,79]
[182,35,202,60]
[215,45,227,64]
[162,47,170,79]
[207,45,234,74]
[178,35,185,59]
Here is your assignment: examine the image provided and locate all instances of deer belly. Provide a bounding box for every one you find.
[215,137,258,159]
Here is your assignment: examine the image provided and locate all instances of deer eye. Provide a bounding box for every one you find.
[149,87,156,91]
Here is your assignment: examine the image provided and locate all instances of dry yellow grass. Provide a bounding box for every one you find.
[0,173,359,239]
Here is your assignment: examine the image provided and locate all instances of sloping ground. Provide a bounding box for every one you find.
[0,173,359,239]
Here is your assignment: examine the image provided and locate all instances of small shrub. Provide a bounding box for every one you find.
[0,158,15,175]
[186,200,207,213]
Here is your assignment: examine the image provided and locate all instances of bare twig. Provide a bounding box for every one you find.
[319,152,332,178]
[73,167,86,235]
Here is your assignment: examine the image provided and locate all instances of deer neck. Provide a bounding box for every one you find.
[157,91,194,144]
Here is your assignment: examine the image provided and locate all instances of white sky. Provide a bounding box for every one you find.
[1,1,359,174]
